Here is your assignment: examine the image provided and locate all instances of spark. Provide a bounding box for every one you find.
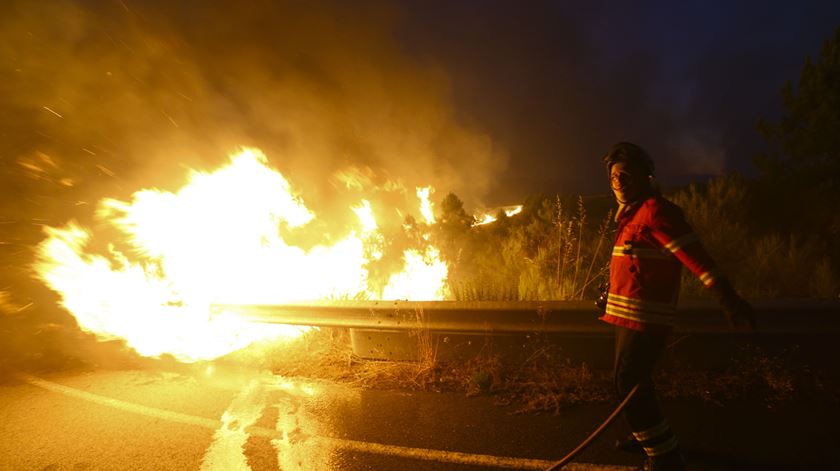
[162,110,179,128]
[42,106,63,118]
[117,0,132,14]
[96,164,116,177]
[16,302,33,312]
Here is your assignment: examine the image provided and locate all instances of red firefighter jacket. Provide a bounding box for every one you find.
[600,194,722,332]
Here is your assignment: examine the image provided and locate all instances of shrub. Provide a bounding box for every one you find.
[671,175,839,298]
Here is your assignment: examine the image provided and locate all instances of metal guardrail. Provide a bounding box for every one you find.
[215,299,840,334]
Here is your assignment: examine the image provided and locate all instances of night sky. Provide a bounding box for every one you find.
[2,0,840,212]
[398,0,840,201]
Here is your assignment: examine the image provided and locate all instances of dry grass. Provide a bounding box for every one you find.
[230,328,614,413]
[499,344,612,414]
[448,197,613,302]
[655,344,829,408]
[219,328,839,415]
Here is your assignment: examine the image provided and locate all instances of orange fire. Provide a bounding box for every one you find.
[471,205,523,227]
[34,148,449,362]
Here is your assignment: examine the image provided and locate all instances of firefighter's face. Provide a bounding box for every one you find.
[610,162,647,203]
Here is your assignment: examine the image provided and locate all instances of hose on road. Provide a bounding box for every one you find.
[545,383,639,470]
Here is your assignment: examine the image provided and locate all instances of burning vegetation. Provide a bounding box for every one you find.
[33,148,451,362]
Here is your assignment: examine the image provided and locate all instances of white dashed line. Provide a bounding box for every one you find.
[22,373,221,429]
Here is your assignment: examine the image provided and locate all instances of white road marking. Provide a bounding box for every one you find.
[200,379,266,471]
[20,373,632,470]
[21,373,221,429]
[249,423,627,471]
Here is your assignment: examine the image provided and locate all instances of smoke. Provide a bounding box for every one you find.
[0,0,507,218]
[6,0,835,220]
[0,0,511,370]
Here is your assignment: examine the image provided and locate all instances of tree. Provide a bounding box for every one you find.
[433,192,473,280]
[754,25,840,250]
[439,192,473,228]
[756,26,840,179]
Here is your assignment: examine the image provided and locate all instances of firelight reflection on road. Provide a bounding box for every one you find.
[5,369,573,471]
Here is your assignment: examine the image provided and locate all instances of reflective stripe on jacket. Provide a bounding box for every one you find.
[600,194,721,331]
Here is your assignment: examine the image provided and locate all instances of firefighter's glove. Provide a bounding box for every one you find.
[721,294,756,330]
[713,280,756,330]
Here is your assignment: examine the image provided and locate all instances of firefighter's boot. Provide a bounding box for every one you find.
[615,433,644,454]
[636,449,686,471]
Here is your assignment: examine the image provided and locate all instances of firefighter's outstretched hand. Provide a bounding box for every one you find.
[721,294,756,330]
[712,279,757,330]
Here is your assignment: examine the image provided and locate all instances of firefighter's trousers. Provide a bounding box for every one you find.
[613,326,682,460]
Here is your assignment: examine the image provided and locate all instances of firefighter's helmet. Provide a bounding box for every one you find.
[601,142,655,177]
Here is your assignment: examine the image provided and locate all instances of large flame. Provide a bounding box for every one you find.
[417,186,436,225]
[34,148,449,362]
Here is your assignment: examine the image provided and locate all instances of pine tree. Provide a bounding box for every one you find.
[756,27,840,180]
[754,25,840,251]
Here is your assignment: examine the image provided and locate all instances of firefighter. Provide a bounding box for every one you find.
[599,142,755,471]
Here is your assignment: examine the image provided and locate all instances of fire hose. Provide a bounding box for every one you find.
[544,334,690,470]
[546,383,640,470]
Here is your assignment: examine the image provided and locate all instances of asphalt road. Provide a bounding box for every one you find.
[1,364,838,470]
[0,365,623,471]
